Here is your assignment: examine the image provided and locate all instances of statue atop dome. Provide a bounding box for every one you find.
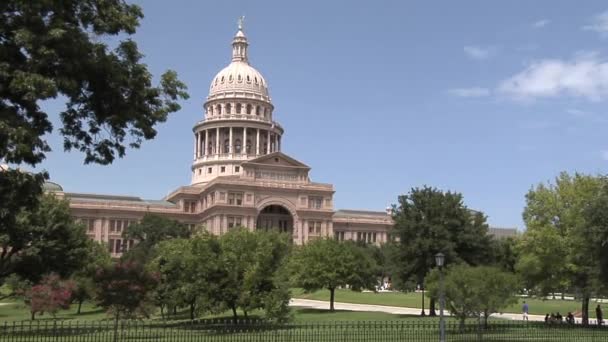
[238,15,245,31]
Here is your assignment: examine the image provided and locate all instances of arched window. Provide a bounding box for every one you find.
[238,74,242,82]
[225,103,231,114]
[246,104,252,114]
[263,107,267,118]
[236,103,242,114]
[235,139,242,154]
[229,75,233,82]
[221,76,225,83]
[256,106,261,115]
[209,106,214,115]
[224,139,230,154]
[208,142,213,155]
[246,139,252,154]
[254,77,258,84]
[246,75,251,83]
[216,105,222,115]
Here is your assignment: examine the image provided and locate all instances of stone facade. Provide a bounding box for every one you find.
[40,22,517,257]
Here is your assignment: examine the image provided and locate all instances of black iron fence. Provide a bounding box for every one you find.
[0,319,607,341]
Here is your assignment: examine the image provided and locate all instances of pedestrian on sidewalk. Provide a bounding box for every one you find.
[522,301,529,321]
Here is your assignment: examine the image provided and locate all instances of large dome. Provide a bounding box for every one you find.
[207,25,271,103]
[208,61,270,101]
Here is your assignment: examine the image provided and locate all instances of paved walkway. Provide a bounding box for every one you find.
[290,298,600,325]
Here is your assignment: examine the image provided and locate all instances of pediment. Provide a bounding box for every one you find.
[242,152,310,170]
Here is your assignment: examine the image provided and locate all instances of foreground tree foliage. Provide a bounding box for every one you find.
[0,193,90,286]
[427,265,518,329]
[290,238,377,311]
[0,0,188,284]
[519,172,608,325]
[391,186,493,315]
[122,214,191,263]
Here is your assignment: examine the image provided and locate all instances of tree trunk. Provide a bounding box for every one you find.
[243,310,248,319]
[459,317,465,332]
[173,306,177,315]
[421,284,426,316]
[77,300,83,314]
[190,302,195,320]
[160,305,165,320]
[231,305,238,324]
[30,311,35,321]
[582,295,590,326]
[329,287,335,311]
[483,310,489,329]
[552,292,556,300]
[561,291,565,300]
[429,297,437,316]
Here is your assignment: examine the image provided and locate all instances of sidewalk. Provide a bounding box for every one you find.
[290,298,600,325]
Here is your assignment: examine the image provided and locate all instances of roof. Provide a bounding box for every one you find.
[43,181,63,192]
[65,192,177,207]
[489,227,519,238]
[334,209,391,218]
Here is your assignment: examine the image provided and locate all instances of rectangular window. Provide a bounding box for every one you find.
[109,219,116,233]
[108,239,115,253]
[220,166,226,173]
[228,192,243,206]
[300,197,307,205]
[372,232,377,243]
[220,192,226,201]
[357,232,362,241]
[190,202,196,213]
[308,196,323,209]
[115,239,122,253]
[86,219,95,233]
[235,166,240,173]
[246,193,253,202]
[208,167,212,174]
[227,216,242,228]
[308,221,322,234]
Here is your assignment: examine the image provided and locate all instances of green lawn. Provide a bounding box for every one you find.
[293,288,601,318]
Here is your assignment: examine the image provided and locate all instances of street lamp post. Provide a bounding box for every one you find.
[435,253,446,342]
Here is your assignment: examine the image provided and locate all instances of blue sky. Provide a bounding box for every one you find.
[34,1,608,229]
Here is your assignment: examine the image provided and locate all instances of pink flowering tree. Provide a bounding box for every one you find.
[24,274,75,320]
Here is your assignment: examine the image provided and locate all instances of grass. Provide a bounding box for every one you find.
[292,288,602,318]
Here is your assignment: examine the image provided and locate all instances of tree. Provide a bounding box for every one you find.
[218,229,292,322]
[489,236,520,273]
[0,193,90,286]
[150,235,224,320]
[1,0,188,285]
[71,241,112,314]
[520,172,606,325]
[23,274,75,320]
[94,261,158,321]
[391,186,492,316]
[122,214,191,263]
[427,265,518,329]
[1,0,189,167]
[290,238,377,311]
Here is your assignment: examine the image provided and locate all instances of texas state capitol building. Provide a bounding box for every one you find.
[42,24,394,257]
[44,24,516,257]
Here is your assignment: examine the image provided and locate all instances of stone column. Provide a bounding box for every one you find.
[266,131,271,154]
[256,129,260,155]
[216,127,220,155]
[243,127,247,156]
[229,126,233,155]
[193,133,197,160]
[205,129,209,157]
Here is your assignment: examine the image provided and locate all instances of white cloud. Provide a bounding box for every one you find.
[565,108,587,116]
[601,150,608,161]
[447,87,491,97]
[463,46,494,60]
[533,19,550,28]
[498,53,608,101]
[583,11,608,36]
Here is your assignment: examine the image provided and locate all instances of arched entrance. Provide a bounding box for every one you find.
[256,205,293,234]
